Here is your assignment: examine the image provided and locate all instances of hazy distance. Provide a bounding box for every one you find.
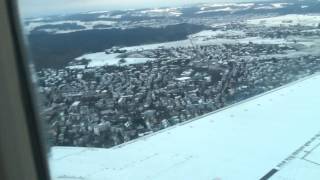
[18,0,266,17]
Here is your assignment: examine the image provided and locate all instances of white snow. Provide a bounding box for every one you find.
[97,15,108,18]
[271,3,291,8]
[76,52,120,67]
[247,14,320,27]
[254,6,276,10]
[140,8,182,17]
[190,30,246,38]
[75,52,154,67]
[253,3,291,10]
[253,3,290,10]
[98,14,122,19]
[302,29,320,33]
[66,65,86,69]
[207,7,232,12]
[191,36,287,46]
[237,37,287,44]
[84,10,109,14]
[71,101,80,106]
[200,3,254,9]
[50,74,320,180]
[26,17,45,22]
[175,77,191,81]
[73,27,317,68]
[24,20,116,34]
[120,34,286,51]
[196,3,255,14]
[122,58,154,65]
[196,7,234,14]
[73,34,289,68]
[81,20,116,28]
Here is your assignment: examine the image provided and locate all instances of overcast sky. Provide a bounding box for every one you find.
[18,0,260,17]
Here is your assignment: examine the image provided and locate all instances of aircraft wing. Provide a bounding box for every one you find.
[50,74,320,180]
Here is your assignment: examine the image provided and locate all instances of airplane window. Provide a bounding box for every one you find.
[16,0,320,179]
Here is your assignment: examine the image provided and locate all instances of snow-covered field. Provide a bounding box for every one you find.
[75,52,120,67]
[24,20,116,34]
[140,8,182,17]
[197,3,255,14]
[247,14,320,27]
[253,3,292,10]
[175,77,191,81]
[72,38,289,68]
[271,3,292,9]
[66,65,87,69]
[200,3,255,10]
[50,74,320,180]
[98,14,123,19]
[190,30,246,38]
[73,27,311,68]
[70,14,320,68]
[196,2,292,14]
[74,52,155,68]
[196,7,234,14]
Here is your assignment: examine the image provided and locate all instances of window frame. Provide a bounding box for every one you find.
[0,0,51,180]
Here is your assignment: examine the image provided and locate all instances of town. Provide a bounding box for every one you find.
[36,20,320,148]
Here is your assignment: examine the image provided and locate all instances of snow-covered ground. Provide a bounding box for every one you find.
[24,20,116,34]
[253,3,291,10]
[197,3,255,14]
[271,3,291,9]
[72,24,320,68]
[73,27,315,68]
[98,14,123,19]
[73,36,289,68]
[83,10,109,14]
[75,52,120,67]
[175,77,191,81]
[190,30,245,38]
[66,65,87,69]
[247,14,320,27]
[200,3,255,9]
[140,8,182,17]
[122,31,290,49]
[196,7,234,14]
[74,52,154,67]
[50,74,320,180]
[198,2,290,12]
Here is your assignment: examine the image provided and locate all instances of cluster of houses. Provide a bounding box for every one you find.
[37,33,320,148]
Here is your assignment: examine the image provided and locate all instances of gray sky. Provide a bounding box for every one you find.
[18,0,258,17]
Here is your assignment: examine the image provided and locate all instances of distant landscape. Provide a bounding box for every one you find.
[28,24,206,69]
[25,0,320,69]
[26,1,320,148]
